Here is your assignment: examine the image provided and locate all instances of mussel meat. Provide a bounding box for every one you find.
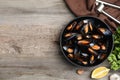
[64,33,76,40]
[77,58,88,65]
[67,24,72,31]
[98,28,112,36]
[67,21,77,31]
[84,24,89,34]
[67,48,74,53]
[63,46,74,53]
[82,22,93,34]
[76,34,82,40]
[90,55,95,64]
[92,35,102,39]
[68,53,74,59]
[78,40,90,45]
[64,33,71,37]
[89,22,93,31]
[75,21,84,30]
[64,33,77,38]
[88,48,98,55]
[91,44,100,50]
[82,61,88,65]
[101,44,106,50]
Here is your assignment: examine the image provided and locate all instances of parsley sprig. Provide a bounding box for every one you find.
[108,27,120,70]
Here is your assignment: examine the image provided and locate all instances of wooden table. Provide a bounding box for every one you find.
[0,0,118,80]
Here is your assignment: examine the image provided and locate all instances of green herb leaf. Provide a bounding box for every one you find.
[108,26,120,70]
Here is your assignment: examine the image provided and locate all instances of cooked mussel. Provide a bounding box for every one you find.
[67,21,77,31]
[67,25,72,31]
[98,28,112,36]
[78,40,90,45]
[90,43,100,50]
[68,53,74,59]
[67,48,74,53]
[74,53,88,65]
[63,46,74,53]
[64,33,76,40]
[89,22,93,31]
[76,34,82,40]
[77,57,88,65]
[90,55,95,64]
[82,61,88,65]
[64,33,74,37]
[92,35,102,39]
[81,22,93,34]
[75,21,84,30]
[84,24,89,34]
[75,25,81,31]
[91,44,100,50]
[101,44,106,50]
[88,48,98,55]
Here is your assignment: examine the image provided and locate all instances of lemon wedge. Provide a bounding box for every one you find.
[91,67,110,79]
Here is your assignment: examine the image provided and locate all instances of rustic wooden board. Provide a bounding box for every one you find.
[0,0,119,80]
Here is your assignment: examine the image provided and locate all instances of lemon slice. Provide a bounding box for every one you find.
[91,67,110,79]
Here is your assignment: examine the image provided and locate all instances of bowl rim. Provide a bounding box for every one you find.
[59,16,114,67]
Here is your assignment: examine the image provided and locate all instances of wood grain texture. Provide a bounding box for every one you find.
[0,0,119,80]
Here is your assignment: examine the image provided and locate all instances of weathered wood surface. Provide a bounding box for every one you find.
[0,0,119,80]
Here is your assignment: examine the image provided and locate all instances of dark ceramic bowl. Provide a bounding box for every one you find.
[60,16,114,67]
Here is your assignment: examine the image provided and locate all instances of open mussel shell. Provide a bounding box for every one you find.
[64,33,83,42]
[76,57,88,65]
[76,34,82,40]
[66,21,77,31]
[81,21,93,34]
[88,48,98,56]
[75,21,84,31]
[92,34,103,39]
[89,22,93,31]
[78,40,90,45]
[98,27,112,36]
[83,24,89,34]
[64,33,71,37]
[91,44,100,51]
[64,33,76,38]
[60,16,113,67]
[90,55,95,64]
[63,46,74,53]
[64,33,77,41]
[67,53,74,59]
[101,44,106,50]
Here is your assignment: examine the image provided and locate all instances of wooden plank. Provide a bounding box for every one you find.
[0,0,117,80]
[0,0,74,25]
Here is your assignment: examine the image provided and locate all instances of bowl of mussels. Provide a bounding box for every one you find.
[60,16,114,67]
